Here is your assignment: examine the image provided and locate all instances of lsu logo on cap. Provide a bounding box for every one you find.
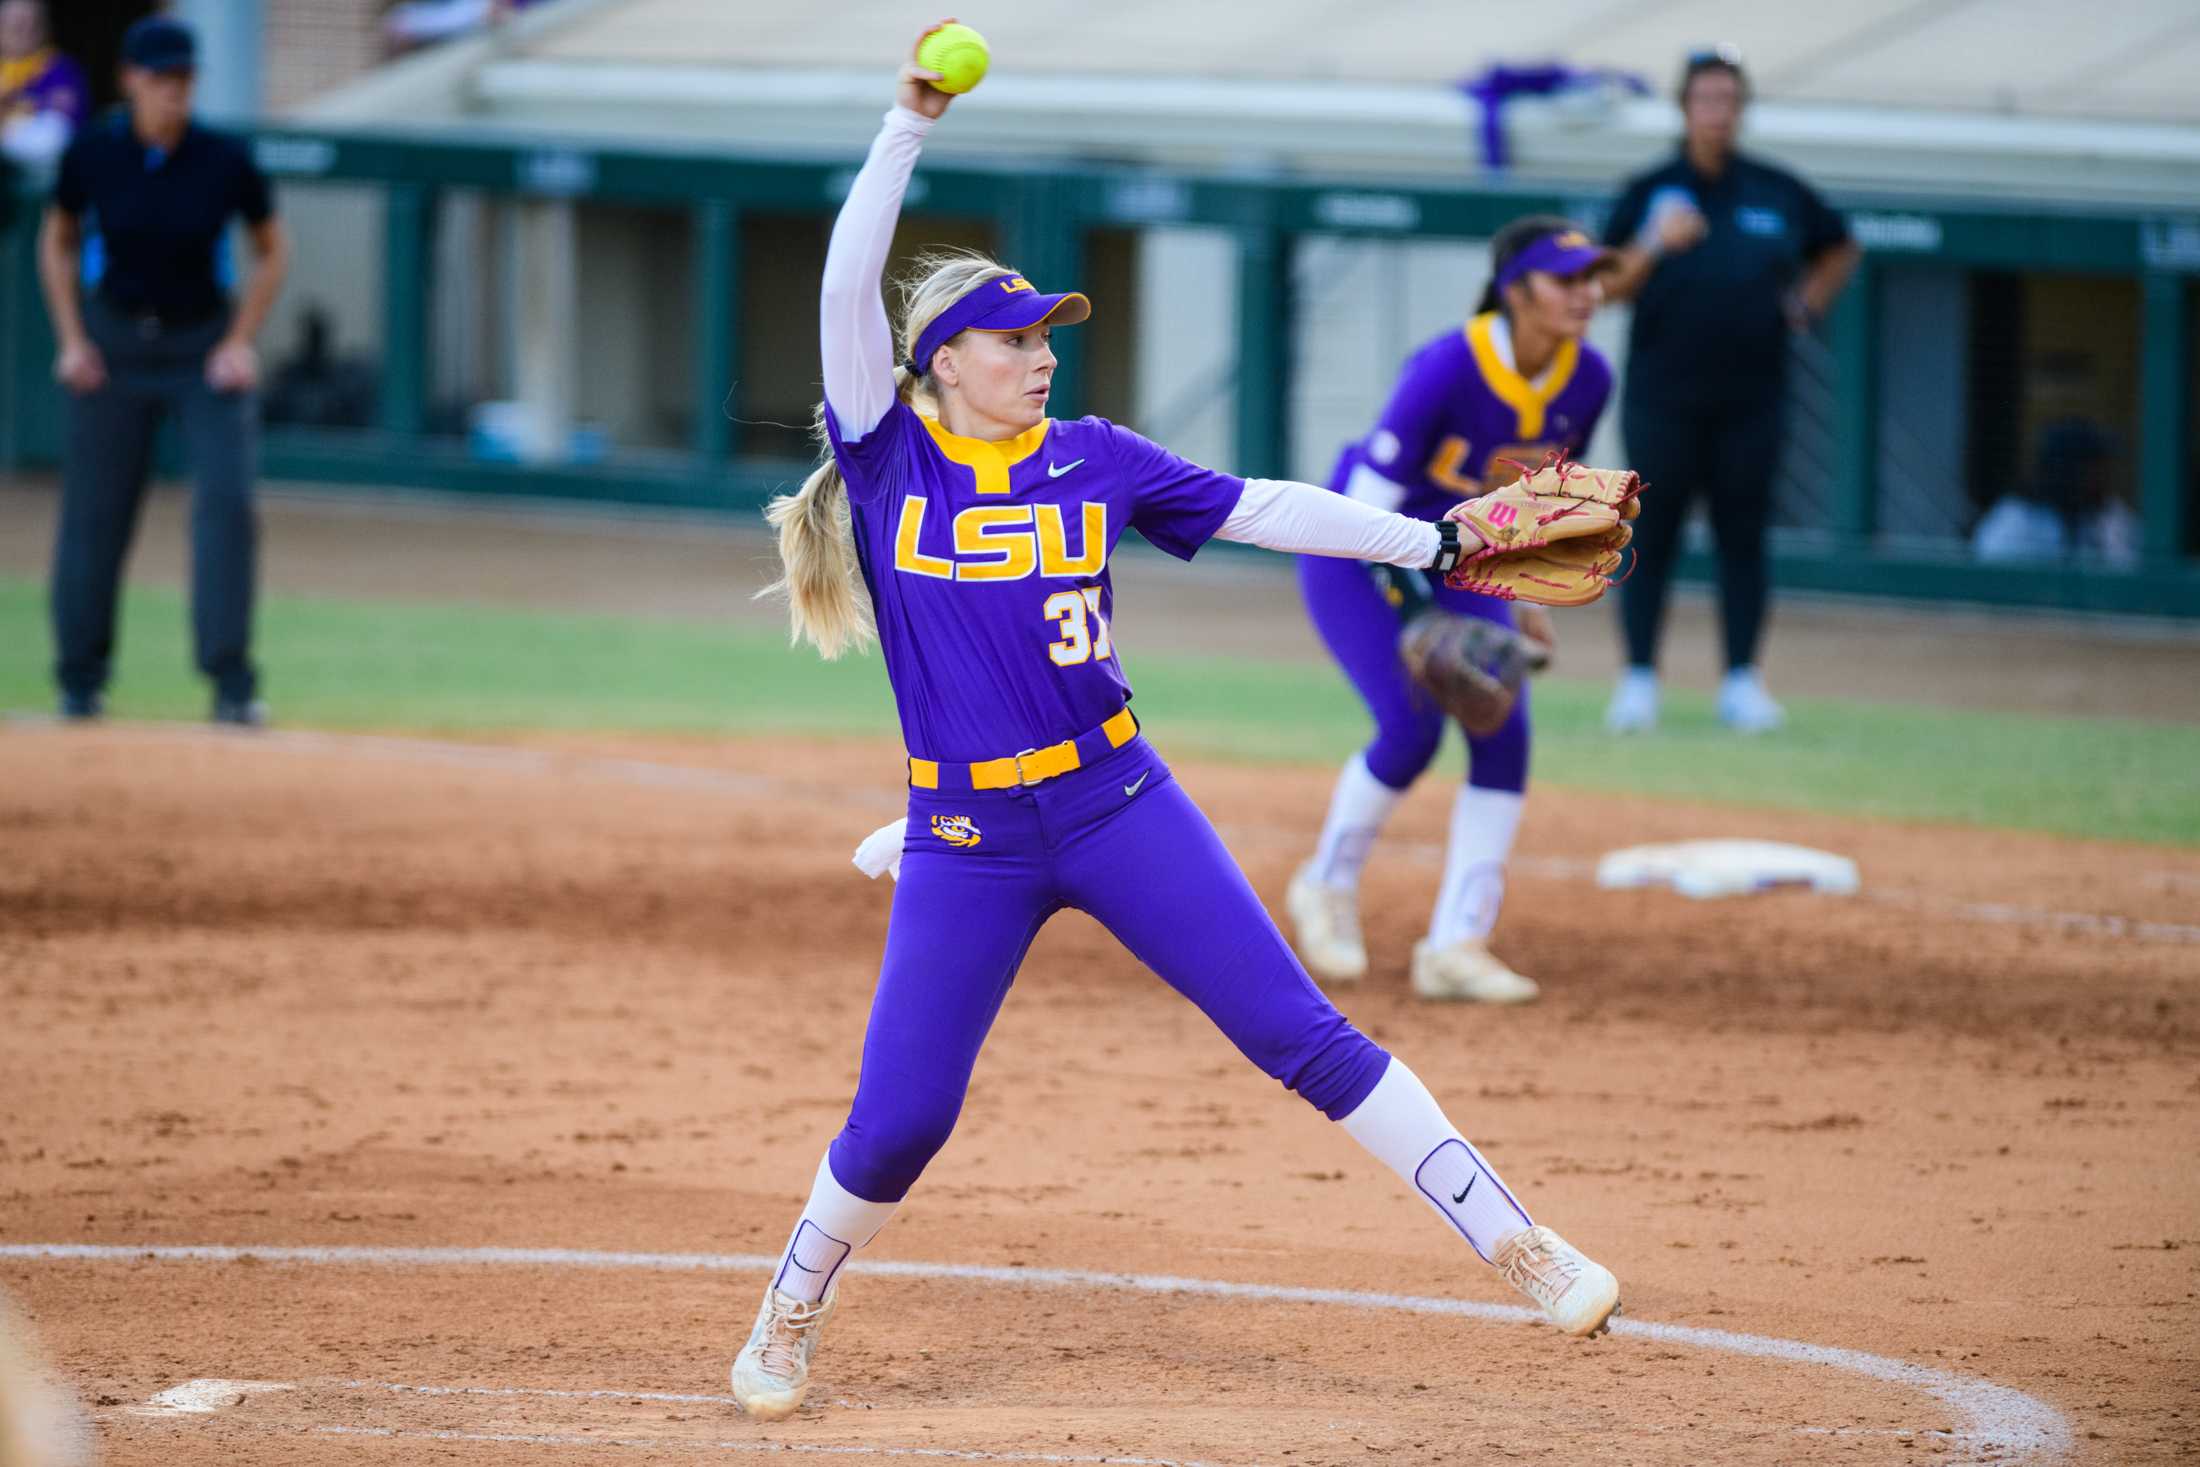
[1000,277,1036,294]
[931,814,983,848]
[1554,230,1590,248]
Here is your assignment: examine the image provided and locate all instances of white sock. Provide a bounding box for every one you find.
[1308,754,1405,890]
[1427,787,1523,947]
[1339,1057,1533,1264]
[770,1152,899,1304]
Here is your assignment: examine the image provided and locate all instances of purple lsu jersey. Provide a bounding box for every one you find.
[1329,312,1613,523]
[825,398,1244,762]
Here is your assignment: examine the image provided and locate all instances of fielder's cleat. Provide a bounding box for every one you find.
[730,1286,836,1421]
[1286,863,1366,984]
[1717,668,1785,734]
[1410,938,1539,1004]
[57,691,104,723]
[1494,1225,1621,1338]
[211,697,269,729]
[1604,668,1659,734]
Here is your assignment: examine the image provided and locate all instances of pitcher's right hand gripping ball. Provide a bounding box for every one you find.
[914,21,989,93]
[1442,452,1641,607]
[1398,610,1547,736]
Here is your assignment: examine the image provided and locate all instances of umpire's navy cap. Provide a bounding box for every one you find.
[122,16,197,73]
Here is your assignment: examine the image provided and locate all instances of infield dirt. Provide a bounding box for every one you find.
[2,722,2194,1464]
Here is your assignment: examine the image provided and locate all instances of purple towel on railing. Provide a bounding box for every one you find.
[1460,63,1649,171]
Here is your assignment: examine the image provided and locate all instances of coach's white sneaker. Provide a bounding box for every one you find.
[730,1286,836,1421]
[1287,864,1367,983]
[1494,1225,1621,1338]
[1604,668,1659,734]
[1410,938,1539,1004]
[1718,668,1785,734]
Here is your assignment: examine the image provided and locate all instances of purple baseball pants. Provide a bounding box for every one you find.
[1296,554,1531,795]
[827,734,1392,1203]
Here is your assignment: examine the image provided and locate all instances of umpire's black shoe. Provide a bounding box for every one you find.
[59,691,105,723]
[211,697,269,729]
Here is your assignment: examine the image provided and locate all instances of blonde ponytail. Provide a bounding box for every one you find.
[759,449,872,661]
[760,247,1020,659]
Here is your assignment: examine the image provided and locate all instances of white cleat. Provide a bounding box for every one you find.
[1718,668,1786,734]
[1495,1225,1621,1338]
[1287,863,1367,984]
[730,1286,836,1421]
[1604,669,1660,734]
[1410,938,1540,1004]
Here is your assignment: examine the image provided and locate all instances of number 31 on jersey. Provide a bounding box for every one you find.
[1044,587,1113,666]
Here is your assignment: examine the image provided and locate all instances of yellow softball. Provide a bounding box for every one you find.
[916,22,989,95]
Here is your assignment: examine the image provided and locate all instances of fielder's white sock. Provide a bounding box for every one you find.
[770,1152,899,1304]
[1427,787,1524,947]
[1309,754,1405,890]
[1339,1057,1533,1265]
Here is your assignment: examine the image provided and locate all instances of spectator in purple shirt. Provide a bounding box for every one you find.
[0,0,86,170]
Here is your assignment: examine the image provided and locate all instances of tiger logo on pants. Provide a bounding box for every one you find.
[930,814,982,848]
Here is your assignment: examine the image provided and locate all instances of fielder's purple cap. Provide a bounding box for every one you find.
[908,273,1091,377]
[1493,227,1613,293]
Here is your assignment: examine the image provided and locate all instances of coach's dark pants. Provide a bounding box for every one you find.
[51,298,259,704]
[1616,390,1784,674]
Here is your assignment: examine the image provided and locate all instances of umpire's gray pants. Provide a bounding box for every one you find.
[51,298,259,703]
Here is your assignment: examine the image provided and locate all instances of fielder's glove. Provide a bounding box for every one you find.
[1397,608,1549,736]
[1440,451,1640,607]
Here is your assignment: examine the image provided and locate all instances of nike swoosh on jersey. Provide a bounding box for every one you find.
[1047,458,1087,478]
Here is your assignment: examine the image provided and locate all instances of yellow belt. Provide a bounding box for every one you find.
[910,708,1139,791]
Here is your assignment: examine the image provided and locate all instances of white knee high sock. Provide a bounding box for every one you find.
[1338,1057,1533,1264]
[1309,754,1406,890]
[1427,787,1523,946]
[770,1152,899,1304]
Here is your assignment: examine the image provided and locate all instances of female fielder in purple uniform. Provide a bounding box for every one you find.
[1289,219,1615,1004]
[728,32,1620,1421]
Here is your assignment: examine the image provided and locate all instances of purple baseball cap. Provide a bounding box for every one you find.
[1493,227,1613,294]
[907,273,1091,377]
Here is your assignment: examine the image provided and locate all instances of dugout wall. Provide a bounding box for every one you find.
[2,129,2194,617]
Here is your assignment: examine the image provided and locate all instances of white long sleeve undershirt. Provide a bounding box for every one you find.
[1217,478,1444,569]
[820,107,933,443]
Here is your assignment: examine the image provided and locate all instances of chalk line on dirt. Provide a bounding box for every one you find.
[8,1241,2069,1463]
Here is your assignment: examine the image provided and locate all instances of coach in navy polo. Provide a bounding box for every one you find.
[38,15,290,725]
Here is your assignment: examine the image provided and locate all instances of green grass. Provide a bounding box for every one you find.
[6,576,2195,845]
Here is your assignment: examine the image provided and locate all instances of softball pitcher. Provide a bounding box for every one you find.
[729,30,1623,1421]
[1289,219,1615,1003]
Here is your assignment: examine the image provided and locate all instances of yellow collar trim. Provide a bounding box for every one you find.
[919,415,1053,496]
[1464,312,1578,440]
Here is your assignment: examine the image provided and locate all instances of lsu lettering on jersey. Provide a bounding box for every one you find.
[825,397,1244,762]
[1329,311,1613,524]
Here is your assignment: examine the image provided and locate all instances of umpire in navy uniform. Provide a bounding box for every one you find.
[36,15,290,725]
[1598,47,1858,736]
